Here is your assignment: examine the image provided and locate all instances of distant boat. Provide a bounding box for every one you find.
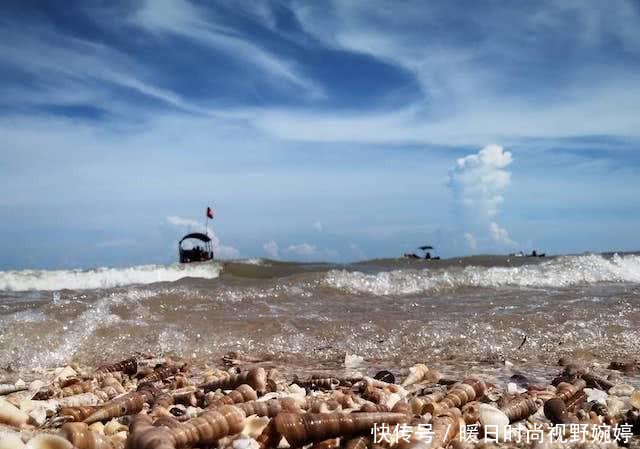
[404,245,441,260]
[178,232,214,263]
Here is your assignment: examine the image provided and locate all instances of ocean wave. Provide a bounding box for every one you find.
[325,254,640,295]
[0,262,221,292]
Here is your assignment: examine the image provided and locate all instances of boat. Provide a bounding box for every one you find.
[178,232,214,263]
[404,245,441,260]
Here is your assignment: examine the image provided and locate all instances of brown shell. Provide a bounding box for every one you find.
[410,391,446,415]
[206,384,257,409]
[295,377,340,391]
[133,405,245,449]
[309,438,341,449]
[430,408,462,449]
[500,397,540,423]
[255,419,280,449]
[235,398,303,418]
[274,412,408,446]
[461,401,481,425]
[83,385,158,424]
[424,379,485,414]
[96,357,137,375]
[358,403,390,413]
[60,406,103,422]
[200,368,267,395]
[544,398,573,425]
[140,365,179,384]
[61,380,96,397]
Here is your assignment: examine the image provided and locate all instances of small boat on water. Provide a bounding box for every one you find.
[178,206,215,263]
[178,233,214,263]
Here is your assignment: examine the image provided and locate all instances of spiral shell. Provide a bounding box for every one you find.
[61,422,115,449]
[295,377,340,391]
[60,406,103,422]
[126,405,246,449]
[401,364,430,387]
[97,358,137,376]
[200,368,267,396]
[544,398,573,425]
[343,437,369,449]
[0,399,30,427]
[410,391,446,415]
[500,397,540,423]
[424,379,485,414]
[235,398,303,418]
[430,408,462,449]
[139,366,179,384]
[206,385,257,409]
[274,412,408,446]
[84,385,159,424]
[61,381,96,397]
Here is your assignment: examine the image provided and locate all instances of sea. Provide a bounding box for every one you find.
[1,253,639,382]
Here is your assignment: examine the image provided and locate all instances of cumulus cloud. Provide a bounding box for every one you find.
[448,145,516,249]
[263,240,280,259]
[166,215,240,259]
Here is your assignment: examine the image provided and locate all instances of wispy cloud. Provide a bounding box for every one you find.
[132,0,322,97]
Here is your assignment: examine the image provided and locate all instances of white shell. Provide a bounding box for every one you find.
[25,435,73,449]
[479,403,510,442]
[584,388,608,405]
[0,399,30,428]
[402,364,430,386]
[0,431,26,449]
[104,419,128,435]
[27,406,47,427]
[344,354,364,369]
[609,383,634,397]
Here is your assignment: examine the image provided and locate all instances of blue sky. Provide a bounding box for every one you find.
[1,0,640,269]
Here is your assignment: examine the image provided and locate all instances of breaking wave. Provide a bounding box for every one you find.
[0,262,221,292]
[325,254,640,295]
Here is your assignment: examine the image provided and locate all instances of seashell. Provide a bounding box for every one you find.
[479,404,510,441]
[343,436,369,449]
[0,383,28,396]
[230,436,259,449]
[96,358,137,376]
[265,369,287,393]
[53,367,78,383]
[255,418,279,449]
[56,393,101,408]
[0,399,30,427]
[391,400,411,415]
[294,377,340,391]
[584,388,608,405]
[59,405,102,422]
[61,422,116,449]
[61,381,96,398]
[606,396,626,418]
[631,390,640,410]
[139,365,179,384]
[0,431,27,449]
[235,398,304,418]
[104,419,128,435]
[582,372,614,391]
[150,392,174,417]
[461,401,481,425]
[430,408,462,449]
[424,378,485,415]
[274,412,408,446]
[27,406,47,427]
[207,385,257,409]
[409,391,446,415]
[373,371,395,384]
[200,368,267,396]
[506,382,526,395]
[242,415,269,439]
[88,422,105,434]
[500,397,539,423]
[358,403,390,413]
[127,404,246,449]
[401,364,430,387]
[29,380,46,394]
[555,379,585,403]
[25,434,73,449]
[609,383,634,397]
[83,385,158,424]
[544,398,573,425]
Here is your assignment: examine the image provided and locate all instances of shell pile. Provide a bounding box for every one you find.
[1,355,640,448]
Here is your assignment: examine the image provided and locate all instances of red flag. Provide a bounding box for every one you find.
[206,207,214,219]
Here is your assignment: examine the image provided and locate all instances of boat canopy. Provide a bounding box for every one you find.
[179,232,211,244]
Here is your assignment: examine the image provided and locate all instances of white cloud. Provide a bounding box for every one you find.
[263,240,280,259]
[286,243,317,257]
[313,221,323,232]
[166,215,240,259]
[132,0,321,96]
[463,232,477,250]
[489,222,515,246]
[448,145,517,250]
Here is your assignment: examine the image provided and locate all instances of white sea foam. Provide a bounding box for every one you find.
[325,254,640,295]
[0,262,221,292]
